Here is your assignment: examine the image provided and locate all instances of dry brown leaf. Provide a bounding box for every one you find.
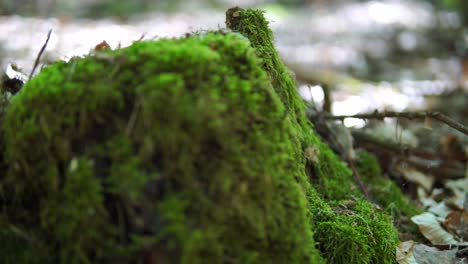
[443,210,468,241]
[94,40,111,51]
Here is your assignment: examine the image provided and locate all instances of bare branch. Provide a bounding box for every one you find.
[29,29,52,80]
[325,110,468,135]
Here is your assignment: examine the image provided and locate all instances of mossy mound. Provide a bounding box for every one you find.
[1,32,321,263]
[0,7,400,264]
[226,7,358,202]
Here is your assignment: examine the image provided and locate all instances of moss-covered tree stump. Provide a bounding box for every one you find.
[0,7,402,264]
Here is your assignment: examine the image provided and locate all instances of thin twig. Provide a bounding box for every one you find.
[29,29,52,80]
[137,33,146,42]
[325,110,468,135]
[322,84,332,113]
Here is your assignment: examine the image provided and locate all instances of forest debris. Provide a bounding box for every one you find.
[411,212,459,245]
[428,200,452,219]
[414,179,468,244]
[443,210,468,241]
[29,29,52,80]
[2,64,27,95]
[396,240,417,264]
[94,40,111,51]
[324,110,468,136]
[369,122,419,148]
[440,134,466,161]
[412,244,465,264]
[445,178,468,210]
[397,241,467,264]
[397,165,434,191]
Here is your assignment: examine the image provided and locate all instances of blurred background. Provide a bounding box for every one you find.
[0,0,467,127]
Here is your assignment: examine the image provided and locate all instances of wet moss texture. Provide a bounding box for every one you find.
[0,7,399,264]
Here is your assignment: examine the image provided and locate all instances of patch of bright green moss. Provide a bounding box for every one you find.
[355,151,422,218]
[227,7,399,263]
[313,199,398,264]
[226,7,357,201]
[1,31,322,263]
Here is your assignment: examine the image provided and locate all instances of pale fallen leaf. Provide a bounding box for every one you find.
[397,166,434,191]
[429,202,452,219]
[396,240,417,264]
[412,244,465,264]
[411,212,459,245]
[445,178,468,210]
[418,187,437,208]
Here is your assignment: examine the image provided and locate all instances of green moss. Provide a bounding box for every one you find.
[226,7,357,201]
[305,187,398,264]
[1,31,322,263]
[355,151,422,218]
[227,7,399,263]
[315,200,398,264]
[0,7,402,264]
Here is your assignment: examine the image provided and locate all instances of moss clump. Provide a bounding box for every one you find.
[1,32,323,263]
[313,199,398,264]
[226,7,357,201]
[355,151,422,218]
[0,7,401,264]
[227,7,399,263]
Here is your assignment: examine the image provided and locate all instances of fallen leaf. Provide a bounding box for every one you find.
[397,166,434,191]
[445,178,468,210]
[94,40,111,51]
[429,202,452,219]
[443,210,468,241]
[396,240,417,264]
[413,244,465,264]
[411,212,459,245]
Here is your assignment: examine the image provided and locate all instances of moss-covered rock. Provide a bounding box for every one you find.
[1,31,322,263]
[0,7,400,264]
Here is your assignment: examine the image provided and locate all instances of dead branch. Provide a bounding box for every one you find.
[29,29,52,80]
[325,110,468,135]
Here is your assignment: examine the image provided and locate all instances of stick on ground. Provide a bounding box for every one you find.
[325,110,468,135]
[29,29,52,80]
